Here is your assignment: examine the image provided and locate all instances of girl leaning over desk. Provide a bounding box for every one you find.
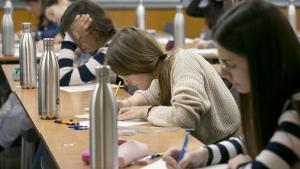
[106,27,241,144]
[57,0,117,86]
[163,1,300,168]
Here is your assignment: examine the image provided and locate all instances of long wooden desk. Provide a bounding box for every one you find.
[2,64,203,169]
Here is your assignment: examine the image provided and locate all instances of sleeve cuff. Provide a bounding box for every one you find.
[64,32,75,42]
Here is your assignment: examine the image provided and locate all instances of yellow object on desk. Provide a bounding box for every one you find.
[114,81,122,96]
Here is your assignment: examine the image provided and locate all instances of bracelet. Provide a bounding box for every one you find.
[146,106,155,118]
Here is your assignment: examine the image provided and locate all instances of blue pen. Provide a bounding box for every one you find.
[68,125,88,130]
[178,131,190,163]
[140,153,163,160]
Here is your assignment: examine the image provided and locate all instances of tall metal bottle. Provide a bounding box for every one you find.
[288,0,297,33]
[1,6,14,56]
[174,5,185,48]
[136,0,146,30]
[90,65,118,169]
[38,38,59,119]
[19,22,37,89]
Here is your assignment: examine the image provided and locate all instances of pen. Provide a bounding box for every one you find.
[114,81,122,96]
[178,131,190,163]
[140,153,163,160]
[131,153,164,165]
[68,125,88,130]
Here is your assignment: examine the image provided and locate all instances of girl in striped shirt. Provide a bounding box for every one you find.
[58,0,116,86]
[163,1,300,169]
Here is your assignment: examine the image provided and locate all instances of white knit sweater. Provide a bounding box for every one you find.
[138,50,241,144]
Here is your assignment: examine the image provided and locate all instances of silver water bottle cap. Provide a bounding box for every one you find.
[22,22,31,32]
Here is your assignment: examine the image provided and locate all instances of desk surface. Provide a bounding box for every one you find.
[2,64,203,169]
[0,54,19,62]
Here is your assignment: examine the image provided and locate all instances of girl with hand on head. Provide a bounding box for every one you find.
[163,1,300,168]
[106,27,241,144]
[58,0,116,86]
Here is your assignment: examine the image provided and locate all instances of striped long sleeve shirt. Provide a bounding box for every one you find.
[205,110,300,169]
[58,35,107,86]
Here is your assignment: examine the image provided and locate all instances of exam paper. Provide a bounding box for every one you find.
[60,84,121,93]
[60,84,95,92]
[141,159,167,169]
[141,160,227,169]
[198,164,228,169]
[78,120,148,127]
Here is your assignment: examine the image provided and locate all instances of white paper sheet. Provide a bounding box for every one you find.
[78,120,148,128]
[198,164,228,169]
[60,84,95,92]
[60,84,121,93]
[75,114,89,119]
[118,121,148,127]
[141,160,227,169]
[141,159,167,169]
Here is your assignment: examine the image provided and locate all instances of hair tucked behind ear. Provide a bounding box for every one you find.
[106,27,176,105]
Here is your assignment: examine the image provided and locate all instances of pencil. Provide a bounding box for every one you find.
[114,81,122,96]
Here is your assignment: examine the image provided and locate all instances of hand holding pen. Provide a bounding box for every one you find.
[162,131,194,169]
[178,131,190,162]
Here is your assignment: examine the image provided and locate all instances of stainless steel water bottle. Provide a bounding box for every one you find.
[38,38,60,119]
[2,6,14,56]
[174,5,185,48]
[288,0,297,33]
[90,65,118,169]
[19,22,37,89]
[136,0,146,30]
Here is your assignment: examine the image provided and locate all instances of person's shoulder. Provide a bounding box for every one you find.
[278,110,300,126]
[174,49,204,62]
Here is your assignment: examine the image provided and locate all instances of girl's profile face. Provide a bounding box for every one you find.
[216,43,251,94]
[119,74,154,90]
[69,31,100,54]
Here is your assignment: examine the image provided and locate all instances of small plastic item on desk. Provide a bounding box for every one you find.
[12,67,20,81]
[54,119,79,125]
[82,140,148,168]
[82,140,127,164]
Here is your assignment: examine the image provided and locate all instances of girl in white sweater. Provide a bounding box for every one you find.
[106,27,241,144]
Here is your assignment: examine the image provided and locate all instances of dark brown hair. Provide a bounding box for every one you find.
[213,0,300,157]
[60,0,116,46]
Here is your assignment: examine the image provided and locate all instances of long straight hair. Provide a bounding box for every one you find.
[106,27,176,105]
[213,0,300,157]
